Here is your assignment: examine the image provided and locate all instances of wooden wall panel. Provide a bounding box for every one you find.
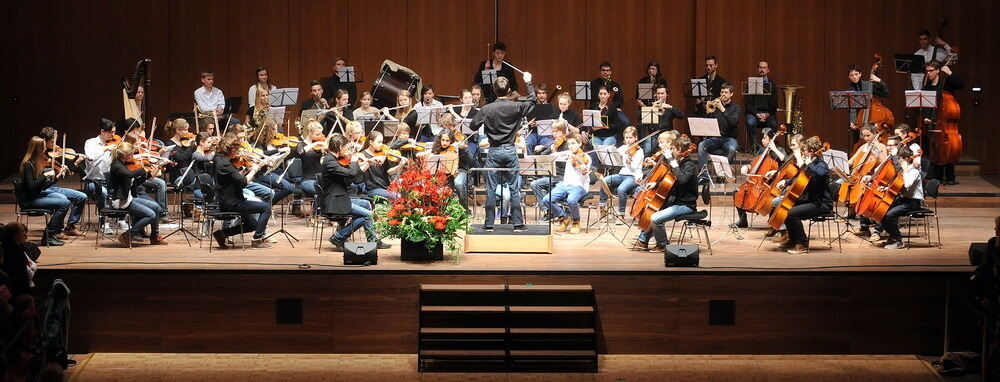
[4,0,999,176]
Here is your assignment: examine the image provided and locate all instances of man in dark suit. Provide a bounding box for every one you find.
[322,57,357,105]
[744,60,779,152]
[695,55,727,116]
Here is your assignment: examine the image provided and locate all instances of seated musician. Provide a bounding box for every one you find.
[633,135,698,251]
[164,117,197,194]
[600,126,644,216]
[37,127,87,237]
[322,133,391,251]
[322,57,358,104]
[18,137,74,246]
[194,71,239,126]
[353,91,380,119]
[764,134,805,240]
[555,93,582,128]
[589,86,625,147]
[589,61,623,114]
[524,83,554,155]
[360,130,406,202]
[197,117,217,136]
[228,125,276,204]
[246,86,272,134]
[451,89,481,160]
[116,121,171,222]
[388,123,415,151]
[247,66,276,113]
[296,120,328,201]
[733,128,787,228]
[331,89,356,126]
[470,84,485,108]
[773,136,831,254]
[874,146,923,250]
[413,86,443,142]
[211,134,273,249]
[643,84,686,156]
[107,142,167,246]
[435,114,472,210]
[387,90,418,130]
[301,80,337,131]
[83,119,119,233]
[696,83,741,181]
[540,133,591,234]
[744,61,779,151]
[251,120,295,205]
[920,60,962,185]
[530,121,570,219]
[846,124,887,238]
[635,60,668,108]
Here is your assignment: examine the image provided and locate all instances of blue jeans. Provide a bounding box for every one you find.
[697,137,739,176]
[141,177,169,211]
[637,204,695,245]
[300,179,318,198]
[530,176,560,208]
[601,174,639,213]
[220,200,272,240]
[127,197,162,236]
[483,145,523,227]
[641,137,659,159]
[453,170,469,209]
[525,133,554,154]
[83,180,108,221]
[542,184,587,221]
[592,135,617,147]
[25,189,72,233]
[48,186,86,226]
[882,198,920,241]
[255,172,294,204]
[244,182,274,202]
[333,198,376,242]
[366,187,397,202]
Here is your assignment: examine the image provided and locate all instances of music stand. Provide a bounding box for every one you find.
[640,107,660,125]
[637,83,655,101]
[268,106,287,126]
[707,155,734,181]
[337,66,358,83]
[574,81,592,101]
[687,117,721,138]
[270,88,299,107]
[480,69,498,85]
[742,77,772,95]
[685,79,709,98]
[300,108,321,121]
[593,145,622,174]
[581,110,605,130]
[905,90,937,109]
[224,97,242,115]
[894,54,926,74]
[264,159,300,246]
[416,108,441,126]
[822,150,850,176]
[830,91,871,147]
[375,120,401,138]
[535,119,556,136]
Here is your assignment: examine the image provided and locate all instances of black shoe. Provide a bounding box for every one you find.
[729,219,748,229]
[945,179,959,186]
[376,241,392,249]
[212,230,229,249]
[513,225,526,233]
[481,226,494,232]
[328,237,345,252]
[764,228,778,238]
[44,238,65,246]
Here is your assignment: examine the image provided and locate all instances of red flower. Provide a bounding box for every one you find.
[388,219,402,226]
[435,222,446,230]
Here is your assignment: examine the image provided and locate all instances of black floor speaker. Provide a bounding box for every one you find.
[343,242,378,265]
[664,244,699,267]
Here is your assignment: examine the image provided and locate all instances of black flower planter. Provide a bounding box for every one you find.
[400,239,444,261]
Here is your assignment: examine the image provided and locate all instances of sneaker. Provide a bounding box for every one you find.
[771,231,789,244]
[118,220,130,231]
[251,239,272,249]
[513,226,526,233]
[787,243,809,254]
[102,223,115,236]
[869,232,881,242]
[777,240,796,252]
[149,234,168,245]
[649,244,665,252]
[212,231,229,249]
[556,217,571,232]
[376,241,392,249]
[327,237,345,252]
[569,222,581,234]
[884,240,906,250]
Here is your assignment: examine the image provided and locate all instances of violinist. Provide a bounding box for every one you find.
[83,119,119,230]
[435,114,472,210]
[108,142,168,246]
[228,125,276,205]
[530,121,570,217]
[211,134,272,249]
[188,132,218,223]
[773,136,831,255]
[251,121,295,206]
[540,133,591,234]
[696,83,741,181]
[40,127,86,174]
[360,130,406,201]
[632,135,698,251]
[118,118,170,217]
[733,128,787,229]
[17,137,74,246]
[921,61,963,185]
[344,121,366,153]
[197,117,217,136]
[643,84,685,156]
[600,126,645,217]
[322,133,390,251]
[296,120,328,201]
[37,127,87,237]
[388,123,413,151]
[165,118,196,187]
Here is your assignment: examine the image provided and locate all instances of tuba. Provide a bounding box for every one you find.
[778,85,804,133]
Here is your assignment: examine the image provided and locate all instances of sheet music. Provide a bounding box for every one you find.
[581,110,602,128]
[574,81,592,100]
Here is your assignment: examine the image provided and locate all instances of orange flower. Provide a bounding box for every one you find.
[388,219,402,226]
[434,222,446,230]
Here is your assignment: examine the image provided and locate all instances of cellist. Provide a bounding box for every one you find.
[733,128,787,229]
[632,135,698,252]
[842,124,886,239]
[921,60,963,185]
[868,146,923,250]
[772,136,832,254]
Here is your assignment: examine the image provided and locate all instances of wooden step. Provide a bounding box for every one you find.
[510,328,595,335]
[508,285,593,292]
[420,350,506,359]
[509,350,597,359]
[420,284,505,292]
[508,306,594,313]
[420,327,505,334]
[421,306,506,312]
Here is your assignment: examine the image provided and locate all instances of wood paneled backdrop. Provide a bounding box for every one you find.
[2,0,998,176]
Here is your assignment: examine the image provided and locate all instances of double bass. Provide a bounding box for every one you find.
[734,124,787,211]
[852,54,894,153]
[767,141,830,230]
[629,142,697,232]
[930,49,962,166]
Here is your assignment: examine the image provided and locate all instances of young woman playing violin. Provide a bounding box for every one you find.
[600,126,644,217]
[360,130,406,201]
[108,141,168,247]
[540,133,592,234]
[251,120,295,206]
[211,134,273,249]
[322,133,390,251]
[435,114,474,210]
[165,118,197,186]
[18,136,76,246]
[772,136,832,254]
[119,119,171,218]
[632,135,698,252]
[36,127,88,238]
[296,120,329,203]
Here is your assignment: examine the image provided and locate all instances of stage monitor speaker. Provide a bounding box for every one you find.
[969,242,988,266]
[665,244,699,267]
[344,242,378,265]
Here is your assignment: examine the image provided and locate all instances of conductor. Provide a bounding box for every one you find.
[471,71,535,232]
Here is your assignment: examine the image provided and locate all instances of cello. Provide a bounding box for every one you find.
[734,124,787,211]
[857,131,920,222]
[768,140,830,230]
[752,148,803,216]
[852,54,894,153]
[930,49,962,166]
[837,130,883,205]
[629,141,697,232]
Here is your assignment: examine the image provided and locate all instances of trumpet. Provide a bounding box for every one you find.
[704,97,723,113]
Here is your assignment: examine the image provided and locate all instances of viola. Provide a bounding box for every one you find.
[47,145,87,162]
[852,54,894,153]
[767,141,831,230]
[371,145,402,162]
[629,142,697,231]
[734,124,787,211]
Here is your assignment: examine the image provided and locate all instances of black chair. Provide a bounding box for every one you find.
[12,178,55,246]
[196,173,245,252]
[311,183,361,253]
[671,183,713,255]
[806,182,846,253]
[94,197,132,250]
[905,179,941,247]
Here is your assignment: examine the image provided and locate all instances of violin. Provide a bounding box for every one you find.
[767,141,830,230]
[178,132,197,146]
[271,133,302,148]
[630,142,697,231]
[399,141,427,153]
[371,145,403,162]
[47,145,87,162]
[570,150,590,172]
[105,134,122,146]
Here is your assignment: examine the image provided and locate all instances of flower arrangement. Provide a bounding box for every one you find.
[373,159,470,252]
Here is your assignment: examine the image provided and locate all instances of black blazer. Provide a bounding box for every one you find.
[320,153,360,215]
[212,154,248,208]
[108,159,146,202]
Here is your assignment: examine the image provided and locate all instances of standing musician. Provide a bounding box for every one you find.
[911,30,957,90]
[643,84,686,156]
[18,137,75,246]
[470,71,535,232]
[322,133,391,251]
[696,83,741,181]
[473,42,519,103]
[632,135,698,252]
[211,134,273,249]
[37,127,87,237]
[540,133,591,234]
[301,80,336,130]
[322,57,357,104]
[600,126,645,217]
[744,61,779,152]
[846,64,889,141]
[695,56,727,116]
[921,61,963,185]
[732,128,787,229]
[874,146,924,250]
[108,142,168,246]
[360,130,406,201]
[413,85,443,142]
[247,66,276,112]
[772,136,832,254]
[590,86,626,147]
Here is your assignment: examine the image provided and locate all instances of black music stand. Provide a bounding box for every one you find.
[264,160,299,246]
[480,69,498,85]
[337,66,361,83]
[270,88,299,107]
[637,83,655,102]
[894,54,926,74]
[224,97,242,115]
[574,81,592,101]
[741,77,773,96]
[685,79,709,99]
[830,90,871,148]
